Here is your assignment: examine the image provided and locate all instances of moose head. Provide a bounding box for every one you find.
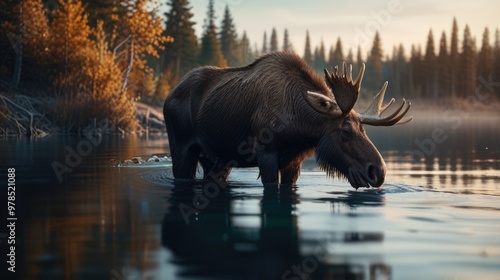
[302,63,412,188]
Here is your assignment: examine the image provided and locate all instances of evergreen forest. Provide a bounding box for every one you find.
[0,0,498,135]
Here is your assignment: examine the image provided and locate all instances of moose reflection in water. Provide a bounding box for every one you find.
[164,52,412,189]
[161,181,390,279]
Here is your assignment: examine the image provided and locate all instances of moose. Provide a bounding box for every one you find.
[163,52,411,188]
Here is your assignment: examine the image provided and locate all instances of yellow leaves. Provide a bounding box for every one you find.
[52,40,137,130]
[123,0,167,61]
[17,0,49,60]
[6,0,169,130]
[42,1,139,129]
[48,0,92,66]
[165,36,174,43]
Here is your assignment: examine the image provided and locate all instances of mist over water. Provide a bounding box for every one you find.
[367,111,500,195]
[1,113,499,279]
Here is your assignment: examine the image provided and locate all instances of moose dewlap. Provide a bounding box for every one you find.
[163,52,411,188]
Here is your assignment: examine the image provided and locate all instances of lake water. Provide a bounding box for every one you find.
[1,113,499,280]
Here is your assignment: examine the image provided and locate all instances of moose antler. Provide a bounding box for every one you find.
[358,82,412,126]
[324,62,365,114]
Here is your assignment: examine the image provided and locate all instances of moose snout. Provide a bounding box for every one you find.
[366,162,386,188]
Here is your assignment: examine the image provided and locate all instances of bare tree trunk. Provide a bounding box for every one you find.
[122,40,134,93]
[11,37,22,88]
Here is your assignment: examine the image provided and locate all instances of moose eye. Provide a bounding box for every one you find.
[341,127,352,140]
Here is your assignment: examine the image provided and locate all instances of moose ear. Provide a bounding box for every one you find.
[302,91,343,118]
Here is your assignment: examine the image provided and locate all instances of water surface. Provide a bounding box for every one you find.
[1,113,499,280]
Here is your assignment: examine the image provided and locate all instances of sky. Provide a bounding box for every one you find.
[183,0,500,60]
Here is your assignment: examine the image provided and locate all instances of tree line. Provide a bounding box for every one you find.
[163,1,500,101]
[0,1,499,133]
[383,18,500,101]
[161,0,255,80]
[277,19,500,100]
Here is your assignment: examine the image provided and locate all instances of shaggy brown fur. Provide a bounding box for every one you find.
[164,52,386,188]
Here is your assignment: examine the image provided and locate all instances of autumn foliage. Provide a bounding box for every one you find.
[1,0,167,132]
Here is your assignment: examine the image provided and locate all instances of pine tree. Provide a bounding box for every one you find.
[388,45,408,98]
[388,47,398,98]
[395,44,408,97]
[282,29,293,52]
[262,31,267,54]
[270,28,278,52]
[240,31,253,64]
[219,5,240,66]
[367,32,384,90]
[253,42,259,58]
[450,17,459,98]
[493,29,500,98]
[199,0,226,67]
[313,40,326,72]
[303,30,312,65]
[437,31,450,98]
[410,44,423,96]
[460,25,476,98]
[356,45,363,70]
[477,27,492,81]
[328,46,334,67]
[346,48,354,63]
[162,0,199,79]
[319,39,326,66]
[424,29,437,99]
[313,47,319,71]
[329,37,343,66]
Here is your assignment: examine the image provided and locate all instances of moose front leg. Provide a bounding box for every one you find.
[280,163,301,186]
[171,144,200,179]
[257,152,280,186]
[279,150,311,186]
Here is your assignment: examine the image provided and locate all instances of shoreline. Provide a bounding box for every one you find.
[1,92,499,138]
[0,93,166,138]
